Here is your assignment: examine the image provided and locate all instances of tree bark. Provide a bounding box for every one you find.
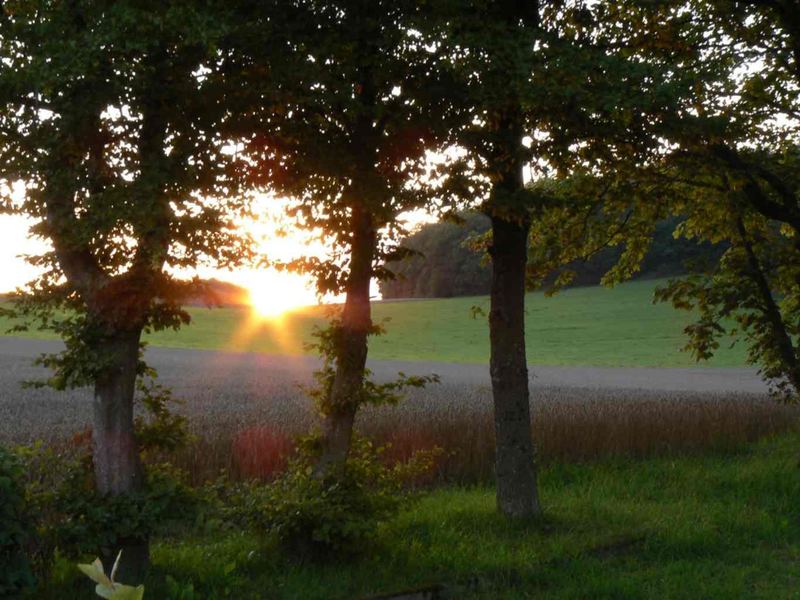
[478,0,541,519]
[488,214,541,518]
[92,327,149,583]
[314,206,376,476]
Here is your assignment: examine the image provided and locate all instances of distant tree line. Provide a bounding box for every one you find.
[381,214,726,299]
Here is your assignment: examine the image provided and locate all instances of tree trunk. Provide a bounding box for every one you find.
[92,328,149,583]
[314,207,376,476]
[488,214,541,518]
[480,0,541,519]
[735,217,800,396]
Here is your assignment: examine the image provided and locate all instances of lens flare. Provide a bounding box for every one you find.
[247,270,315,318]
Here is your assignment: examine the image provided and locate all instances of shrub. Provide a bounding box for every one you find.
[19,442,197,570]
[16,379,196,573]
[0,446,36,596]
[135,380,193,454]
[197,474,270,533]
[59,465,195,560]
[257,435,438,561]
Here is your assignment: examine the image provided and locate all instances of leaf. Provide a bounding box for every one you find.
[110,549,123,583]
[78,558,113,588]
[95,583,116,599]
[110,584,145,600]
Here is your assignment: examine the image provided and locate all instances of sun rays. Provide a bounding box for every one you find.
[247,270,316,319]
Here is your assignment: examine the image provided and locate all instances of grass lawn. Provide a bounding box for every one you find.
[1,278,749,367]
[39,432,800,599]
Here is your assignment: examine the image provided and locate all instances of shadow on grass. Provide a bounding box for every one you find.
[30,433,800,600]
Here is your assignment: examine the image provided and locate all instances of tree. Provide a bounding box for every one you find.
[231,0,449,474]
[0,0,246,577]
[379,212,492,299]
[428,0,697,518]
[635,0,800,399]
[427,0,546,520]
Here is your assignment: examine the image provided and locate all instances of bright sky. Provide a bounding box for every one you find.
[0,214,42,292]
[0,196,432,315]
[0,196,323,314]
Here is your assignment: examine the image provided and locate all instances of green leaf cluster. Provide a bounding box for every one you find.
[640,0,800,399]
[0,445,36,596]
[252,434,441,561]
[0,0,253,390]
[17,443,198,572]
[303,316,439,417]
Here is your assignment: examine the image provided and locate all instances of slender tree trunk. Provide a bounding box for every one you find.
[314,207,376,476]
[735,217,800,395]
[92,327,148,582]
[488,213,541,518]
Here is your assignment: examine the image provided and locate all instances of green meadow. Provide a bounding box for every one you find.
[38,432,800,599]
[2,278,748,367]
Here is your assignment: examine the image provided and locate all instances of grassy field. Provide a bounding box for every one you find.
[38,432,800,599]
[1,279,749,367]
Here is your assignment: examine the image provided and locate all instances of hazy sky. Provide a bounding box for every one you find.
[0,197,321,299]
[1,214,44,293]
[0,199,427,305]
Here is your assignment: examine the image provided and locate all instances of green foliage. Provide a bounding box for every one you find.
[195,474,270,534]
[0,446,36,596]
[19,443,197,570]
[427,1,694,250]
[380,213,725,299]
[4,317,194,576]
[255,435,439,561]
[630,1,800,399]
[164,575,197,600]
[0,0,251,376]
[303,318,439,417]
[78,552,145,599]
[655,223,800,401]
[230,0,453,295]
[135,379,193,454]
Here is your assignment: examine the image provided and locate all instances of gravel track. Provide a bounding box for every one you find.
[0,337,770,444]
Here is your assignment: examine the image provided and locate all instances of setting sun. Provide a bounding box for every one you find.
[246,270,317,318]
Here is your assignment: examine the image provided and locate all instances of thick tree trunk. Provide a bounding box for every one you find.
[92,328,148,583]
[316,403,358,474]
[488,214,541,518]
[480,0,541,519]
[314,207,376,476]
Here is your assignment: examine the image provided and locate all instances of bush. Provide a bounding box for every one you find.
[197,474,270,533]
[51,462,197,557]
[15,381,196,574]
[256,435,438,561]
[0,446,36,596]
[18,442,198,570]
